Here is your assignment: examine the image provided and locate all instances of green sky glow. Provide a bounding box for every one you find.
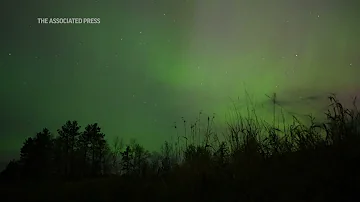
[1,0,360,164]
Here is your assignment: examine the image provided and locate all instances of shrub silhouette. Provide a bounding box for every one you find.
[1,95,360,201]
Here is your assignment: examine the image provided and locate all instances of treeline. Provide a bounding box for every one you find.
[0,121,163,181]
[0,96,360,201]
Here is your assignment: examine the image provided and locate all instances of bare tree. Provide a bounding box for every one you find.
[111,136,124,174]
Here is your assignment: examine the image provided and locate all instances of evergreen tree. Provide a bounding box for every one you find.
[57,120,81,177]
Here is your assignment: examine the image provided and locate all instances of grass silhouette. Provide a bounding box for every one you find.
[1,95,360,201]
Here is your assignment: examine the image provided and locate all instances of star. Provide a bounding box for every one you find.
[8,53,11,56]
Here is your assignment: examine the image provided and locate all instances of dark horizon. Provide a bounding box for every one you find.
[1,96,360,202]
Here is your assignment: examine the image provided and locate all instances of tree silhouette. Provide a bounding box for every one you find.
[19,128,54,179]
[160,141,176,173]
[0,121,112,182]
[57,120,81,178]
[33,128,54,177]
[110,136,124,174]
[130,140,150,177]
[19,136,35,173]
[0,159,20,181]
[120,145,133,175]
[80,123,107,176]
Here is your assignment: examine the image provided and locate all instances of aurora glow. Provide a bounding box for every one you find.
[1,0,359,166]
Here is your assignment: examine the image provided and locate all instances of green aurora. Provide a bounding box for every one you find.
[1,0,360,164]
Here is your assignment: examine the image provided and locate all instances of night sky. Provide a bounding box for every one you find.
[1,0,360,165]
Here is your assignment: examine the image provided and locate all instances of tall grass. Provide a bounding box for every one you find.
[2,94,360,201]
[155,94,360,201]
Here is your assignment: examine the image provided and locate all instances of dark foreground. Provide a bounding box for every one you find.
[1,96,360,201]
[1,148,360,202]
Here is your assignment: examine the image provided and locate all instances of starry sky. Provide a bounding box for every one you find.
[1,0,360,165]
